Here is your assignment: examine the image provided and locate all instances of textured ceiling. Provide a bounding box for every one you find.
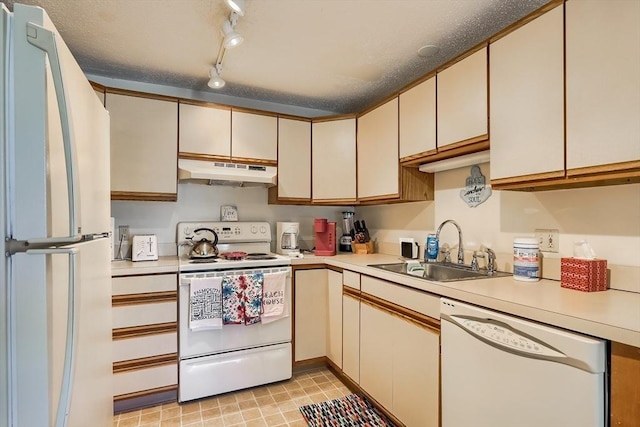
[4,0,550,115]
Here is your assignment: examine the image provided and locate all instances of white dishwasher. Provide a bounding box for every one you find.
[440,298,607,427]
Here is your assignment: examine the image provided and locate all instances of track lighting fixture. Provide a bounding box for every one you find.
[208,64,225,89]
[224,0,245,16]
[222,14,243,49]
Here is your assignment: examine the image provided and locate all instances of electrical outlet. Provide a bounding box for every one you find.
[535,228,559,252]
[118,225,130,241]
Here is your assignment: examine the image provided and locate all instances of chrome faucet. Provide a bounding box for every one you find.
[472,245,497,275]
[435,219,464,264]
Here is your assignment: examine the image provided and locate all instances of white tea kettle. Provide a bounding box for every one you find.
[276,222,300,256]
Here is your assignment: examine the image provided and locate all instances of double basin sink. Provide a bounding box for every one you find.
[368,261,511,282]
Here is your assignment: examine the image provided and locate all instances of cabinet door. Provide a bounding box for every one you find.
[357,98,399,200]
[312,119,357,202]
[399,77,436,160]
[566,0,640,172]
[231,111,277,162]
[342,293,360,383]
[106,93,178,198]
[359,301,393,411]
[437,47,488,149]
[490,6,564,181]
[326,270,343,368]
[178,102,230,159]
[278,118,311,200]
[294,269,327,362]
[392,316,439,427]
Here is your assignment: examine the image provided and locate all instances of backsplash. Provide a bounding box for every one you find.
[356,163,640,293]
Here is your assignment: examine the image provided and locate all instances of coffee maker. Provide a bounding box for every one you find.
[276,222,300,257]
[339,211,355,252]
[314,218,336,256]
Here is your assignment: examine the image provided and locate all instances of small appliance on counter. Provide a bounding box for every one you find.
[339,211,355,252]
[314,218,336,256]
[131,234,159,261]
[276,222,301,257]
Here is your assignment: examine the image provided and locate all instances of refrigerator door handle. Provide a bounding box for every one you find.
[26,21,81,239]
[27,247,78,427]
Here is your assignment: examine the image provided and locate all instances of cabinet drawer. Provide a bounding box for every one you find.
[113,332,177,363]
[113,364,177,397]
[361,275,439,319]
[112,274,177,296]
[343,270,361,290]
[112,302,177,329]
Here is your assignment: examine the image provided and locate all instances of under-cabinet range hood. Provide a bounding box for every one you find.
[178,159,277,187]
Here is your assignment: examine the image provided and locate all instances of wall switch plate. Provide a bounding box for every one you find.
[118,225,130,241]
[535,228,559,252]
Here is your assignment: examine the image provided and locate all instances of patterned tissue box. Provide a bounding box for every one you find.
[560,258,608,292]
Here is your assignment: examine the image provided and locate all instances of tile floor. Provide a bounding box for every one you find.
[112,367,351,427]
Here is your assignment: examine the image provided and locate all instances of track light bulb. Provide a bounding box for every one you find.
[208,65,225,89]
[222,19,243,49]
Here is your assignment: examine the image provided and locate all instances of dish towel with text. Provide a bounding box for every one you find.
[222,273,264,325]
[189,277,223,331]
[261,271,288,324]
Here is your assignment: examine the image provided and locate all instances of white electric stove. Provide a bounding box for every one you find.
[176,221,292,402]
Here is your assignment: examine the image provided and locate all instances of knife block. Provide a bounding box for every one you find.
[351,241,375,254]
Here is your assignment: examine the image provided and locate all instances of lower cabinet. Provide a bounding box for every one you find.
[111,273,178,412]
[326,269,343,368]
[342,293,360,383]
[294,268,328,362]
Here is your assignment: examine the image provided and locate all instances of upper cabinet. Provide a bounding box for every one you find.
[312,118,357,204]
[399,77,436,161]
[565,0,640,174]
[490,5,564,182]
[178,101,231,161]
[437,47,488,150]
[106,92,178,201]
[274,117,311,201]
[231,111,277,165]
[357,99,399,201]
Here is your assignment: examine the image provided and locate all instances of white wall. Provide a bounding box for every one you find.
[357,163,640,291]
[111,182,351,256]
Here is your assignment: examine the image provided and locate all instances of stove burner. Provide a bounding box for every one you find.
[246,253,278,260]
[189,258,218,264]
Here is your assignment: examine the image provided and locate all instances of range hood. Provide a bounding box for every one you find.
[178,159,277,187]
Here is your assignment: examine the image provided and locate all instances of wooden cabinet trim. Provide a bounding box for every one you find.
[178,99,231,111]
[104,87,179,103]
[113,353,177,374]
[567,161,640,178]
[112,272,177,279]
[360,292,440,333]
[230,106,279,118]
[178,152,231,163]
[610,341,640,426]
[343,286,361,299]
[113,322,177,340]
[492,170,640,191]
[229,156,277,167]
[401,140,489,167]
[112,291,177,307]
[113,384,178,403]
[111,191,177,202]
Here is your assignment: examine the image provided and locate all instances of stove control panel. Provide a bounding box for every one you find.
[177,221,271,243]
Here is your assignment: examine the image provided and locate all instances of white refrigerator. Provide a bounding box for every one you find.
[2,3,112,427]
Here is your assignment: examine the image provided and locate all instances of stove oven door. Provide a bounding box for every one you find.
[178,267,292,359]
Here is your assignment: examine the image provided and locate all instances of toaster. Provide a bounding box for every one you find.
[131,234,159,261]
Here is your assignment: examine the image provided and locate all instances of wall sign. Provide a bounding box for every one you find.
[460,165,492,207]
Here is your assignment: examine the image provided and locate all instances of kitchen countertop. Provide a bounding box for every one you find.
[110,253,640,347]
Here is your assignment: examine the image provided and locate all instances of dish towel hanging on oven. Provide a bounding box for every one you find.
[189,277,223,331]
[261,271,288,324]
[222,273,264,325]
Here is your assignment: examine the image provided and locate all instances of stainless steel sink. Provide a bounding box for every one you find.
[368,262,511,282]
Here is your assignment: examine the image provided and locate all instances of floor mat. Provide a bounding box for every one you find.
[299,393,394,426]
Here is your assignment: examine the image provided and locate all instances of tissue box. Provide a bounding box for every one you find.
[560,258,608,292]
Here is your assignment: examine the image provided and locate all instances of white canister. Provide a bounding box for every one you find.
[513,238,540,281]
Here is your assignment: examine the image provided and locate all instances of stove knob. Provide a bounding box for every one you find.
[184,226,192,236]
[260,225,266,234]
[251,225,258,234]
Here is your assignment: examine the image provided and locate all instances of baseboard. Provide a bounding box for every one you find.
[113,385,178,414]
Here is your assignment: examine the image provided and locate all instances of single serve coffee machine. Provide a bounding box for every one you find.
[314,218,336,256]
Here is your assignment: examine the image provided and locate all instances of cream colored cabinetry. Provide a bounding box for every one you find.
[326,269,343,368]
[106,92,178,201]
[111,273,178,411]
[294,269,328,362]
[437,47,488,150]
[342,293,360,383]
[490,5,564,183]
[565,0,640,174]
[399,77,436,161]
[359,275,440,427]
[311,118,357,203]
[357,99,399,200]
[276,118,311,201]
[178,102,231,160]
[231,110,277,164]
